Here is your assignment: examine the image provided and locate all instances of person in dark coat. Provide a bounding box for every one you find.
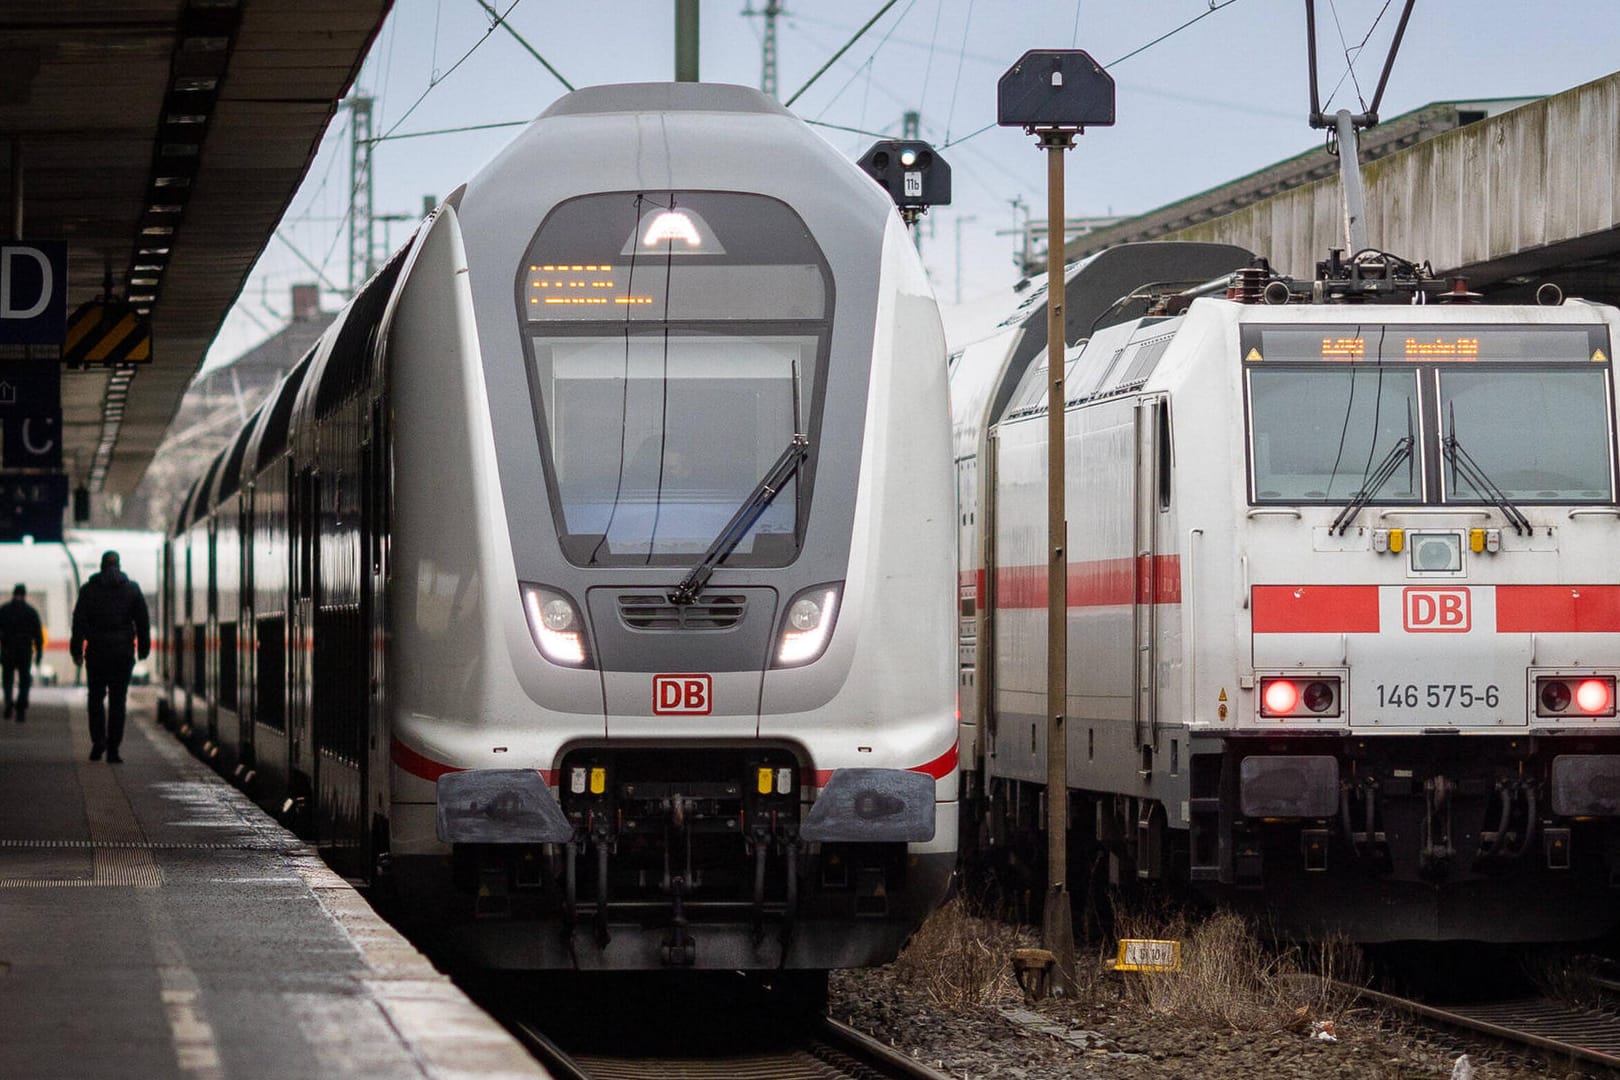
[70,551,150,763]
[0,583,43,722]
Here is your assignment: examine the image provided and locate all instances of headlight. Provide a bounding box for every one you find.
[521,584,591,667]
[775,583,841,667]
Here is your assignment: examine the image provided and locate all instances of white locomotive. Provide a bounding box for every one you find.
[953,244,1620,941]
[159,83,958,974]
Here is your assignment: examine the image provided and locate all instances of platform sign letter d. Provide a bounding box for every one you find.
[0,242,68,345]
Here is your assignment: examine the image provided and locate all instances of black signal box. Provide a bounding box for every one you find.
[857,140,951,213]
[997,49,1115,129]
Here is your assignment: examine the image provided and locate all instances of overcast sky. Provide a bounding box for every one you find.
[203,0,1620,367]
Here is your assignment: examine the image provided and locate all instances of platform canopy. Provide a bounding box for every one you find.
[0,0,390,497]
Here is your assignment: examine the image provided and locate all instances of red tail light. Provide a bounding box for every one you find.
[1536,675,1616,718]
[1576,679,1612,714]
[1262,679,1299,715]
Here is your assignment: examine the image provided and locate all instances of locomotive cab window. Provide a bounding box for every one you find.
[1244,323,1616,506]
[1438,369,1612,503]
[518,191,832,566]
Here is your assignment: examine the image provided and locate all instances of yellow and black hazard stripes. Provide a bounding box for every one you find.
[62,300,152,365]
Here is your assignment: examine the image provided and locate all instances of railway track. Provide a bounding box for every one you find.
[1337,979,1620,1072]
[509,1014,953,1080]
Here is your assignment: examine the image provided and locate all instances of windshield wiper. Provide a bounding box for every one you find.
[1330,435,1414,535]
[669,434,809,606]
[1444,426,1531,536]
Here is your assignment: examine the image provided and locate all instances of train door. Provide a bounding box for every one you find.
[182,536,194,732]
[161,540,175,701]
[238,490,255,766]
[207,517,219,743]
[363,400,390,867]
[1132,397,1168,768]
[289,463,316,813]
[978,430,1000,764]
[955,454,978,785]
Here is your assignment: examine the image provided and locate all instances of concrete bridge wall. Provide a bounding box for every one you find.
[1135,71,1620,286]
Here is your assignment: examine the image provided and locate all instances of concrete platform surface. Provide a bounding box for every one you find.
[0,687,548,1080]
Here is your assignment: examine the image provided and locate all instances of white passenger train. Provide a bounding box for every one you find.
[158,83,957,975]
[953,244,1620,941]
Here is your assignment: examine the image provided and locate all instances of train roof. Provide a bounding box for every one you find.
[538,82,790,119]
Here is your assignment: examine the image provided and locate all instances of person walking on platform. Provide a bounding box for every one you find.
[70,551,150,763]
[0,584,43,723]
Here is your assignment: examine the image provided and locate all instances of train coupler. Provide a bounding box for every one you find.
[660,876,697,967]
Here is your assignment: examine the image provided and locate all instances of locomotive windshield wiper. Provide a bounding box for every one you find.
[1444,428,1531,536]
[1329,435,1414,535]
[669,434,809,606]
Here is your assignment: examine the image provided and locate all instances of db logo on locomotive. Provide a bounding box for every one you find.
[1403,587,1471,633]
[653,673,713,715]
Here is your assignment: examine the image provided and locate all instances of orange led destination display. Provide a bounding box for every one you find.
[1241,324,1609,364]
[525,264,655,309]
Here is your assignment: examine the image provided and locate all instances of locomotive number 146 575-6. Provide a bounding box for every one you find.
[1375,683,1500,709]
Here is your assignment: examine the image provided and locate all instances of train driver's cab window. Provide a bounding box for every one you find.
[1244,323,1616,506]
[518,191,832,567]
[1438,368,1612,503]
[1248,363,1421,504]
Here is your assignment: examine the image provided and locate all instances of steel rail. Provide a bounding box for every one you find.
[506,1013,953,1080]
[816,1016,956,1080]
[1335,980,1620,1071]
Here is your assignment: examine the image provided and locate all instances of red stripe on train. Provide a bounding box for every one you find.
[1252,585,1380,633]
[1497,585,1620,633]
[388,739,560,787]
[994,555,1182,609]
[391,738,463,781]
[809,740,959,788]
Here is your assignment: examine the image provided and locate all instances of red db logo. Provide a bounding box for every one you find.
[653,673,712,715]
[1403,587,1470,633]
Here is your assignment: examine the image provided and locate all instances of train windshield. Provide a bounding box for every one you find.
[1249,366,1422,503]
[519,191,831,566]
[1439,369,1613,502]
[1245,322,1616,505]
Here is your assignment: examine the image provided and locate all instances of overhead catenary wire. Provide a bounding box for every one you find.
[371,119,531,144]
[470,0,574,92]
[379,0,528,142]
[942,0,974,143]
[785,0,906,107]
[1105,0,1243,69]
[937,0,1248,151]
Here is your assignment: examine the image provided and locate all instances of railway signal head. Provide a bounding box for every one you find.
[857,140,951,220]
[997,49,1115,134]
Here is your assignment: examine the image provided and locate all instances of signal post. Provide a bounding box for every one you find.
[997,49,1114,994]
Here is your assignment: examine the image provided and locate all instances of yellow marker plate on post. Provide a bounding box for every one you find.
[1115,938,1182,972]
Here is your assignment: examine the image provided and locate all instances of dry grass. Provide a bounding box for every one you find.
[888,896,1030,1008]
[889,892,1365,1031]
[1110,905,1364,1033]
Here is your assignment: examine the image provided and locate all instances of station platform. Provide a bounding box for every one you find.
[0,687,548,1080]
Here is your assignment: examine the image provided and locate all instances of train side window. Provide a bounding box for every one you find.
[256,616,285,731]
[219,622,238,711]
[297,469,316,599]
[1157,401,1172,512]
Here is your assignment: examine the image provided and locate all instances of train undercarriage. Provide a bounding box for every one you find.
[403,748,952,970]
[972,734,1620,942]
